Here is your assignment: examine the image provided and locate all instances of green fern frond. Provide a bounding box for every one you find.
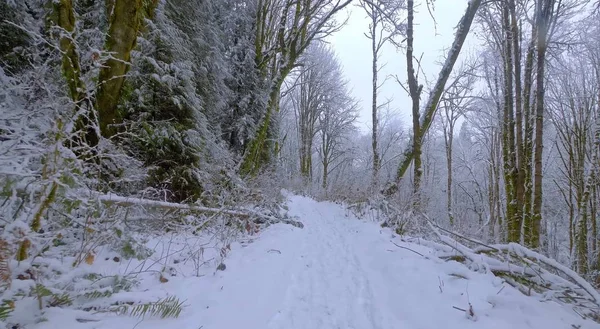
[113,296,184,319]
[113,275,136,292]
[31,283,52,298]
[81,289,113,299]
[0,300,15,320]
[49,292,73,307]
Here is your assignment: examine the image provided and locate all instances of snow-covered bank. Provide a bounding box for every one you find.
[27,195,600,328]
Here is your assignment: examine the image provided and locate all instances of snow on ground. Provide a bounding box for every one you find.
[33,194,598,329]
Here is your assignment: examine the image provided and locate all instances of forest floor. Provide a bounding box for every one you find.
[32,194,597,329]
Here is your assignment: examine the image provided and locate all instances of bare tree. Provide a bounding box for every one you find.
[438,59,479,226]
[289,43,340,183]
[314,48,359,190]
[385,0,483,204]
[241,0,353,176]
[357,0,404,189]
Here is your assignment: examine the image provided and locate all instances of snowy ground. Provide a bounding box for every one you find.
[34,194,597,329]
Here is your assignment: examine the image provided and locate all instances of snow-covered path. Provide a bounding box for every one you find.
[39,195,596,329]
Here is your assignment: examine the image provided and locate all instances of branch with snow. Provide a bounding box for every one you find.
[97,193,304,228]
[423,215,600,320]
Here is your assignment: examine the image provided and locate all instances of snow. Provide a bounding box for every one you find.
[30,194,598,329]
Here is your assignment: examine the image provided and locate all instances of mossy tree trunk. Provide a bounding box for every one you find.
[240,76,288,176]
[240,0,352,176]
[96,0,144,138]
[531,0,555,249]
[500,3,520,243]
[522,29,537,247]
[392,0,482,194]
[52,0,100,154]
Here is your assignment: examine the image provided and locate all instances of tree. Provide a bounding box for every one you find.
[96,0,155,138]
[314,46,359,190]
[288,44,339,182]
[357,0,404,189]
[438,59,479,226]
[240,0,353,176]
[386,0,483,204]
[223,0,268,156]
[550,60,597,274]
[548,15,600,274]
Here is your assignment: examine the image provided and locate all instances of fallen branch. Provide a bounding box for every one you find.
[97,193,303,228]
[390,240,427,258]
[429,222,499,252]
[423,215,600,322]
[494,243,600,303]
[452,306,466,312]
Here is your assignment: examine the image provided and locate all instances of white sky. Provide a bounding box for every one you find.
[327,0,471,133]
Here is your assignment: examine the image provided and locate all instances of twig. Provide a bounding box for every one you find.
[430,222,499,252]
[452,306,466,312]
[390,240,427,258]
[496,285,505,295]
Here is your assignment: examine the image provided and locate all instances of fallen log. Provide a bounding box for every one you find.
[97,193,303,228]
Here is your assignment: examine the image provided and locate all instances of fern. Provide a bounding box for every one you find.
[120,240,152,260]
[113,296,184,319]
[81,289,113,299]
[0,300,14,320]
[82,273,101,281]
[31,283,52,310]
[113,275,137,292]
[49,292,73,307]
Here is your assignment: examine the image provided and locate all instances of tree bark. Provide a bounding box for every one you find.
[54,0,84,103]
[241,0,352,176]
[522,27,537,247]
[371,12,381,189]
[96,0,143,138]
[532,0,553,249]
[445,123,454,226]
[501,2,519,243]
[405,0,423,207]
[52,0,99,155]
[509,0,527,245]
[392,0,483,187]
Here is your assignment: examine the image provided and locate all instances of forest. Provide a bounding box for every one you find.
[1,0,600,326]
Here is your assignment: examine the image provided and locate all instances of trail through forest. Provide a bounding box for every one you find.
[36,195,596,329]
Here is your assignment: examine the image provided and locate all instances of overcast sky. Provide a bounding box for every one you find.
[327,0,471,133]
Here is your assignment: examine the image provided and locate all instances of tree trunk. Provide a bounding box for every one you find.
[51,0,100,156]
[488,152,495,239]
[501,2,519,243]
[532,0,552,249]
[577,182,590,275]
[591,181,597,271]
[405,0,422,207]
[322,159,328,190]
[371,16,380,189]
[442,99,456,226]
[54,0,83,103]
[240,77,287,176]
[522,28,537,247]
[392,0,482,187]
[96,0,143,138]
[446,129,454,226]
[509,0,526,244]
